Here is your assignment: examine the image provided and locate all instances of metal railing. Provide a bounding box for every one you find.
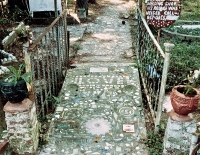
[25,10,69,118]
[135,5,174,131]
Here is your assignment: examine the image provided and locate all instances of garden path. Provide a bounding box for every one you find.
[37,0,149,154]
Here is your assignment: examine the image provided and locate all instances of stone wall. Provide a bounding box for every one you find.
[4,98,39,154]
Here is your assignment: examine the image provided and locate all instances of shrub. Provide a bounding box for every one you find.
[164,39,200,92]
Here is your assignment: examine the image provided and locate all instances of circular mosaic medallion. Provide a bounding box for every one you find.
[119,107,135,116]
[66,84,79,91]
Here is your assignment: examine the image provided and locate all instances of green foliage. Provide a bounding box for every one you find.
[38,113,53,146]
[0,6,10,25]
[38,96,60,146]
[4,64,33,86]
[166,26,200,36]
[9,137,26,154]
[164,39,200,92]
[71,43,82,52]
[0,18,9,25]
[145,122,166,155]
[0,127,5,139]
[10,5,29,22]
[179,0,200,20]
[183,73,200,95]
[0,5,31,25]
[43,95,61,109]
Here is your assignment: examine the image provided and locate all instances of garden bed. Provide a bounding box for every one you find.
[162,20,200,41]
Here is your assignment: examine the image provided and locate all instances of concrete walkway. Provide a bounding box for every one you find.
[37,0,149,154]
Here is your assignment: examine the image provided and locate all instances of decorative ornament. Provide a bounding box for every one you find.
[85,118,111,135]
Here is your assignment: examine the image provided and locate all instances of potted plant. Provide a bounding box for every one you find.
[0,64,33,103]
[170,69,200,120]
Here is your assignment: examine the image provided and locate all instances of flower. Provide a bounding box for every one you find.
[85,118,111,135]
[184,69,200,95]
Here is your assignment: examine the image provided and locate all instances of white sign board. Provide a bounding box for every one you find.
[90,67,108,72]
[146,0,181,28]
[29,0,62,16]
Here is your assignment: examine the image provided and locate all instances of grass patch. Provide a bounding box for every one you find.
[159,0,200,91]
[179,0,200,20]
[160,38,200,92]
[166,26,200,36]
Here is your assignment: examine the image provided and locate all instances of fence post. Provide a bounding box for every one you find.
[67,31,70,67]
[154,43,174,133]
[23,42,35,102]
[54,0,58,17]
[63,10,69,67]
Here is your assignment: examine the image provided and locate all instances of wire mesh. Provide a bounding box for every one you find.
[134,6,166,124]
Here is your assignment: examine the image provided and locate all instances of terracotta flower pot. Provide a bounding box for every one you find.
[170,85,200,116]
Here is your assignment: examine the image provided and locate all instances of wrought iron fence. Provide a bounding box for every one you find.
[26,10,69,118]
[134,5,174,130]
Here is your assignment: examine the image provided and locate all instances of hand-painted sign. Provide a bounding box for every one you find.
[146,0,181,28]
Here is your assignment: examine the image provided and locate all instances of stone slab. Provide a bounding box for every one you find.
[3,98,33,113]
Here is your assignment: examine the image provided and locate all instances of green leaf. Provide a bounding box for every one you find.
[7,66,18,76]
[5,64,33,86]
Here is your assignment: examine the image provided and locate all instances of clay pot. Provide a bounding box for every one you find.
[170,85,200,116]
